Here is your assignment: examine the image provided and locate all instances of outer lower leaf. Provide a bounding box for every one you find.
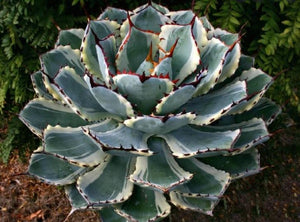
[85,75,134,118]
[220,97,282,125]
[198,118,269,154]
[77,155,134,204]
[227,68,273,115]
[19,98,88,137]
[31,71,53,100]
[52,67,115,121]
[193,38,228,96]
[181,80,247,125]
[55,28,85,49]
[44,120,116,167]
[213,54,254,91]
[158,24,200,83]
[116,22,159,73]
[42,73,66,102]
[170,191,216,216]
[81,20,119,80]
[174,158,230,198]
[100,207,128,222]
[65,184,89,210]
[113,74,174,114]
[28,151,86,185]
[40,45,84,78]
[155,85,196,115]
[241,68,273,95]
[129,137,193,192]
[84,123,153,156]
[124,113,195,134]
[200,148,261,179]
[115,185,171,222]
[161,125,240,158]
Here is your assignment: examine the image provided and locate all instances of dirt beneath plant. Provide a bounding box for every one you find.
[0,128,299,222]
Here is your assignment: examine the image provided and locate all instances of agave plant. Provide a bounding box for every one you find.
[20,1,281,221]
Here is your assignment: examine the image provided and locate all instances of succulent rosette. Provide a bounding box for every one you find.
[20,2,281,221]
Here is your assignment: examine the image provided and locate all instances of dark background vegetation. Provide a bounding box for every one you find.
[0,0,299,221]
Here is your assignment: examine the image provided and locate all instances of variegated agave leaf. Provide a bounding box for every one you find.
[20,1,281,221]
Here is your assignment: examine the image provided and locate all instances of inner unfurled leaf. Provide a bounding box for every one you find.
[116,22,159,73]
[158,24,200,83]
[81,20,119,81]
[113,74,174,114]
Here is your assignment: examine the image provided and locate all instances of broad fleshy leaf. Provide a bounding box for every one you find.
[100,207,128,222]
[197,118,269,154]
[113,74,174,114]
[55,28,85,49]
[181,80,247,125]
[129,137,193,192]
[40,45,84,78]
[85,75,134,118]
[161,125,240,158]
[81,20,119,80]
[166,10,207,48]
[124,113,195,134]
[200,148,261,179]
[98,7,127,24]
[19,98,88,136]
[193,38,228,96]
[77,155,134,204]
[43,120,116,167]
[173,158,230,199]
[116,20,159,73]
[65,184,90,210]
[84,123,153,156]
[31,71,53,100]
[155,85,196,115]
[220,98,282,125]
[52,67,114,121]
[115,185,171,222]
[227,68,273,115]
[158,24,200,83]
[170,191,216,216]
[28,151,86,185]
[129,4,170,33]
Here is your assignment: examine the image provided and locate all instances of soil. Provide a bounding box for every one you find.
[0,128,299,222]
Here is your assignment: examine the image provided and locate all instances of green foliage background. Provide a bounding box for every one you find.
[0,0,299,162]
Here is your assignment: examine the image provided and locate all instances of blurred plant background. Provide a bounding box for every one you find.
[0,0,299,221]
